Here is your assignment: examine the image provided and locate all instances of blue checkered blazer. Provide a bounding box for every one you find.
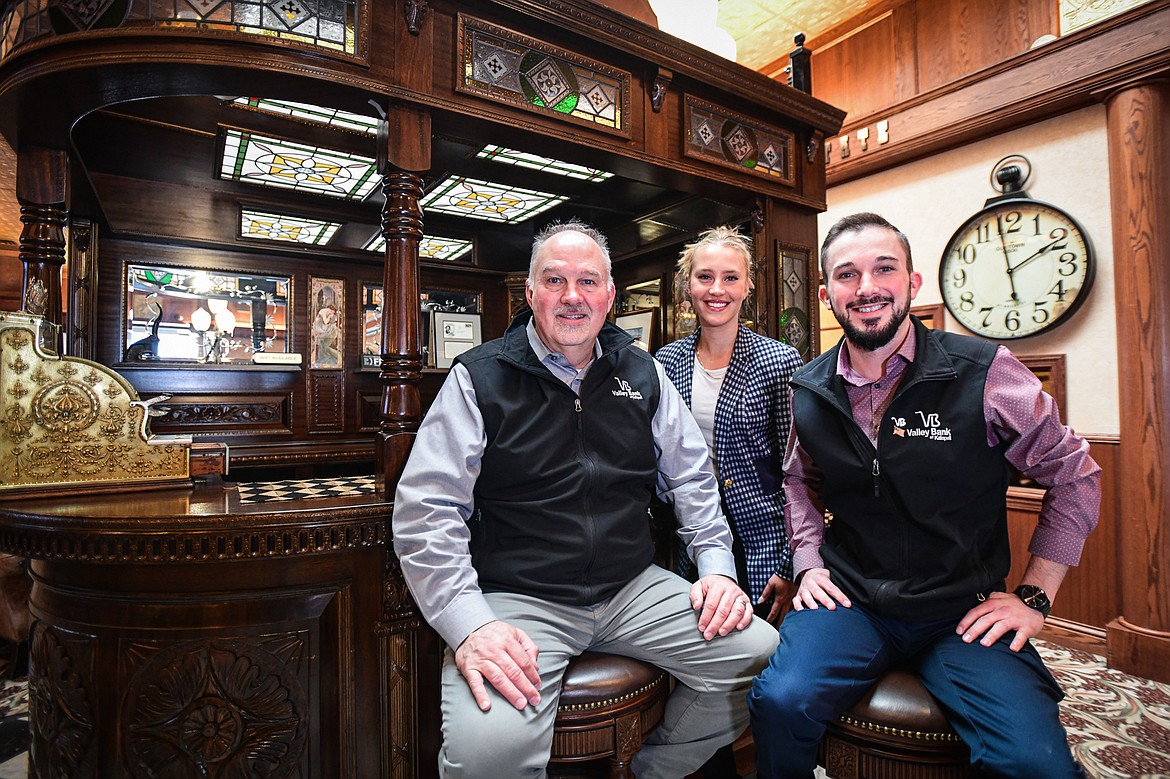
[656,326,802,599]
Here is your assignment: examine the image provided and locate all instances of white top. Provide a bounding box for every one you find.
[691,359,727,474]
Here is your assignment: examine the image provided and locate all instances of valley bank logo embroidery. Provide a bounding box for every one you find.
[612,376,644,400]
[891,410,952,442]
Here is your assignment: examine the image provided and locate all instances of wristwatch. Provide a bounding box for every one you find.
[1014,584,1052,618]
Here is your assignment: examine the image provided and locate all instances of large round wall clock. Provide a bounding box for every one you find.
[939,195,1095,339]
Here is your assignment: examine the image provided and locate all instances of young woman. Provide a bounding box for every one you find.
[656,226,802,624]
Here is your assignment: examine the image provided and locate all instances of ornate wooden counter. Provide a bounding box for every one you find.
[0,486,439,778]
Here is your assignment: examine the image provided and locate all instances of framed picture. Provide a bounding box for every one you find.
[433,311,483,369]
[309,277,344,370]
[911,303,945,330]
[1010,353,1067,488]
[1017,354,1067,424]
[616,308,656,352]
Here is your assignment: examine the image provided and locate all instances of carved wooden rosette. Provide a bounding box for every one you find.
[121,637,309,778]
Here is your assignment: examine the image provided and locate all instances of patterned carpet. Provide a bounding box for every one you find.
[1042,642,1170,777]
[0,642,1165,776]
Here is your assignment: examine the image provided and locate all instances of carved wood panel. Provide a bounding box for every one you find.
[149,393,292,435]
[310,372,344,433]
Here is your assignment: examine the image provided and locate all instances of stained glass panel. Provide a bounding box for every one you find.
[231,97,379,136]
[241,209,340,245]
[477,145,612,182]
[458,15,629,136]
[421,176,568,223]
[220,128,379,200]
[685,96,795,186]
[1,0,358,58]
[365,233,474,262]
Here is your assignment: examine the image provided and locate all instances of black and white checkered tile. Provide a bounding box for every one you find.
[235,475,377,504]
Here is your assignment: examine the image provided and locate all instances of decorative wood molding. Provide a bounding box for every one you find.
[404,0,429,35]
[28,624,96,775]
[0,506,388,563]
[650,66,671,113]
[66,217,97,360]
[149,393,291,434]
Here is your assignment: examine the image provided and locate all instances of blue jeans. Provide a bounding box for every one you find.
[747,602,1084,779]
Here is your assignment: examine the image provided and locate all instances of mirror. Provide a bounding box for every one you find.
[124,264,290,364]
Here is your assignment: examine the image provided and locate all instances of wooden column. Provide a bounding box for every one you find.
[1104,77,1170,683]
[375,105,431,499]
[16,146,67,345]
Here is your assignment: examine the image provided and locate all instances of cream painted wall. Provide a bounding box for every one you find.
[819,104,1119,436]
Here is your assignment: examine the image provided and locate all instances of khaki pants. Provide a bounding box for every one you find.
[438,564,779,779]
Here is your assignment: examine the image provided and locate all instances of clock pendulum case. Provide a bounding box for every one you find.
[939,156,1095,339]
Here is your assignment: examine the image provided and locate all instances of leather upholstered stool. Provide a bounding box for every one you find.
[549,652,669,779]
[818,667,975,779]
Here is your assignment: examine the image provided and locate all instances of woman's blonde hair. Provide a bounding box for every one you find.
[675,226,754,303]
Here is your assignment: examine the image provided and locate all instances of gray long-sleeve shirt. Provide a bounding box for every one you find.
[393,322,738,650]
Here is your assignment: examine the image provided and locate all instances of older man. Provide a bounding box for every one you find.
[393,219,778,778]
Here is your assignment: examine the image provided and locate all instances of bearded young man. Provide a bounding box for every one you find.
[747,212,1100,778]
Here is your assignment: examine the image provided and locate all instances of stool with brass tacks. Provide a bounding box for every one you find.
[818,666,976,779]
[549,651,670,778]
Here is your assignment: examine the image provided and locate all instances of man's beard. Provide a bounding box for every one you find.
[832,296,910,352]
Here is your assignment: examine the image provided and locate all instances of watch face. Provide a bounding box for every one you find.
[940,199,1094,339]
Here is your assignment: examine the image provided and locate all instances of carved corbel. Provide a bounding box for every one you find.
[404,0,428,35]
[807,134,820,164]
[650,67,673,113]
[751,200,765,235]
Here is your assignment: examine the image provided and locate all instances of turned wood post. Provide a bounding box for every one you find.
[16,146,67,350]
[376,105,432,498]
[1104,77,1170,683]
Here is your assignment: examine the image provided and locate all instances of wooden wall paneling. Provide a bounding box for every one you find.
[914,0,1056,94]
[1005,437,1120,638]
[824,1,1170,184]
[812,13,902,125]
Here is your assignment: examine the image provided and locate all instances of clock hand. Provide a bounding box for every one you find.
[996,216,1019,302]
[1008,236,1063,276]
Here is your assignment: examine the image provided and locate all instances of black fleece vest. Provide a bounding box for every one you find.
[791,319,1011,620]
[457,315,661,606]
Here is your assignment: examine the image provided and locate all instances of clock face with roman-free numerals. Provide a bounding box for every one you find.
[939,198,1094,339]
